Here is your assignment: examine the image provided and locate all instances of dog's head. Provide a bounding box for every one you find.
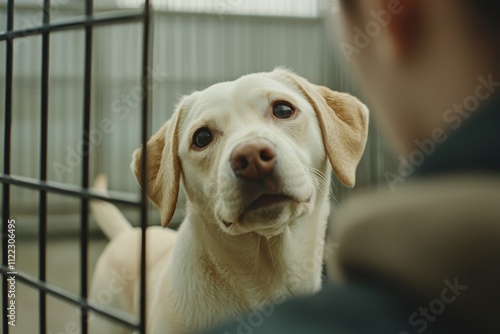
[132,69,368,237]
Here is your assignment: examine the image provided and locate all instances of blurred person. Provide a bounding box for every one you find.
[205,0,500,333]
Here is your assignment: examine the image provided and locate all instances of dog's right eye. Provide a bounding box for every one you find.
[192,127,213,148]
[272,101,295,119]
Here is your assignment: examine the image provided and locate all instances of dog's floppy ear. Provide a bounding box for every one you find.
[282,71,369,187]
[131,102,184,227]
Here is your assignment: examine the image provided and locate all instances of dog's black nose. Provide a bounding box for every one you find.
[230,138,276,182]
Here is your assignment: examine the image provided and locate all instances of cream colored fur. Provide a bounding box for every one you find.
[89,69,369,334]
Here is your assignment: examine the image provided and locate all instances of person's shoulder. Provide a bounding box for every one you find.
[336,173,500,231]
[206,280,461,334]
[327,173,500,334]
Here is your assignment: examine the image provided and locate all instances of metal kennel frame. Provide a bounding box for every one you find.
[1,0,151,333]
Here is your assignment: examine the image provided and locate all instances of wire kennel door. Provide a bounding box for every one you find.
[0,1,152,333]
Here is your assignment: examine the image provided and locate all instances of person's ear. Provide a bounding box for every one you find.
[381,0,423,60]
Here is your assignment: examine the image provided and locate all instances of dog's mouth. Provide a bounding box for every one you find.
[247,194,295,211]
[221,194,311,229]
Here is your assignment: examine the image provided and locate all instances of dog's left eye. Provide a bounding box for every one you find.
[272,102,295,119]
[193,127,213,148]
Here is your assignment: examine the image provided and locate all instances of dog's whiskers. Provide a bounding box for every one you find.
[309,167,341,206]
[329,181,341,206]
[309,167,327,190]
[252,236,262,270]
[207,195,219,210]
[266,238,278,273]
[330,192,340,206]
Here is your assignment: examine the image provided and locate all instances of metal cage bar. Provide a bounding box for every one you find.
[2,0,15,333]
[80,0,94,332]
[0,11,145,42]
[0,267,140,328]
[39,0,51,331]
[0,1,152,333]
[0,175,142,206]
[140,1,152,332]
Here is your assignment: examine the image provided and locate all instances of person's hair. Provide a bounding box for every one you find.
[340,0,499,25]
[469,0,500,28]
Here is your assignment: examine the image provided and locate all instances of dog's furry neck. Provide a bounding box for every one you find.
[198,222,290,282]
[183,215,324,309]
[163,180,331,332]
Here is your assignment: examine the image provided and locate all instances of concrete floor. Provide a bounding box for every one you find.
[0,237,119,334]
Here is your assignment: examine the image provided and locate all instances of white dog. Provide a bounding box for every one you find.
[89,68,369,334]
